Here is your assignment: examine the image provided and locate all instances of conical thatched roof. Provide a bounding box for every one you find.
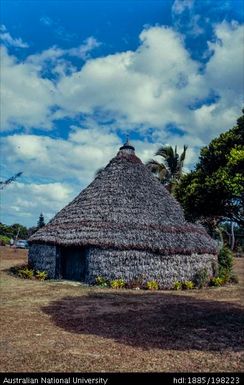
[29,143,217,255]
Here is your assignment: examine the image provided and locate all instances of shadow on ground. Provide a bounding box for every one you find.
[42,292,243,351]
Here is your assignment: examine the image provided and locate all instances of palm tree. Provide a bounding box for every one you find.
[146,145,188,193]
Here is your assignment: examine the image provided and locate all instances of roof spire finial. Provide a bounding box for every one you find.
[119,133,135,152]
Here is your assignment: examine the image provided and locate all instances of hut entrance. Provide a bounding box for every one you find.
[61,247,86,281]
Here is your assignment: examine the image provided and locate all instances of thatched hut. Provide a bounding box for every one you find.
[28,141,218,287]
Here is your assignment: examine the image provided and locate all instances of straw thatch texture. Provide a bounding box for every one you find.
[29,244,57,278]
[85,247,217,288]
[29,148,217,256]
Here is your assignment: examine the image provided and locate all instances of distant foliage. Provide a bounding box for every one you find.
[0,235,11,246]
[0,222,28,239]
[37,213,45,229]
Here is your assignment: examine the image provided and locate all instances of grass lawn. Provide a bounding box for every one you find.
[0,246,243,372]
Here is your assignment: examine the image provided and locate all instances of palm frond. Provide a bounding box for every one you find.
[155,146,174,159]
[180,145,188,162]
[146,159,164,173]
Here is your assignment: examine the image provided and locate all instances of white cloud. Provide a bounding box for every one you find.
[172,0,194,15]
[172,0,205,37]
[1,21,243,226]
[1,182,73,226]
[1,22,242,140]
[1,127,200,227]
[0,25,29,48]
[1,46,55,130]
[54,23,242,142]
[205,21,244,100]
[1,126,122,186]
[68,37,100,59]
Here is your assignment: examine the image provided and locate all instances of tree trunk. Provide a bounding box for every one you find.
[231,222,235,250]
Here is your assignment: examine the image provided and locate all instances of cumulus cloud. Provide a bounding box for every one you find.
[0,24,29,48]
[1,46,55,131]
[54,23,242,142]
[1,182,74,226]
[68,37,100,59]
[1,125,199,227]
[1,22,242,139]
[1,21,243,226]
[1,126,122,186]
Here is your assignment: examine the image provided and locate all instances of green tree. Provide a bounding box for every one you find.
[0,222,28,239]
[146,145,188,192]
[37,213,45,229]
[175,111,244,232]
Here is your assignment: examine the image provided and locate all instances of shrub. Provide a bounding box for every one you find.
[110,279,126,289]
[95,276,109,288]
[218,268,231,284]
[210,277,224,287]
[217,247,236,285]
[0,235,10,246]
[182,280,194,290]
[218,247,233,273]
[35,270,48,281]
[146,280,159,290]
[193,268,209,289]
[173,281,182,290]
[18,266,34,279]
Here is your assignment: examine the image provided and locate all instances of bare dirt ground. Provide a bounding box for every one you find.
[0,246,243,372]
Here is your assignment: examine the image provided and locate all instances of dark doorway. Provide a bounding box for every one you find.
[61,247,86,281]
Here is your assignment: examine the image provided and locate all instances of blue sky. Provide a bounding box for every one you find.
[1,0,244,227]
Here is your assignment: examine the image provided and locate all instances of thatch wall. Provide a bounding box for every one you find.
[28,244,217,287]
[86,247,217,288]
[29,244,57,279]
